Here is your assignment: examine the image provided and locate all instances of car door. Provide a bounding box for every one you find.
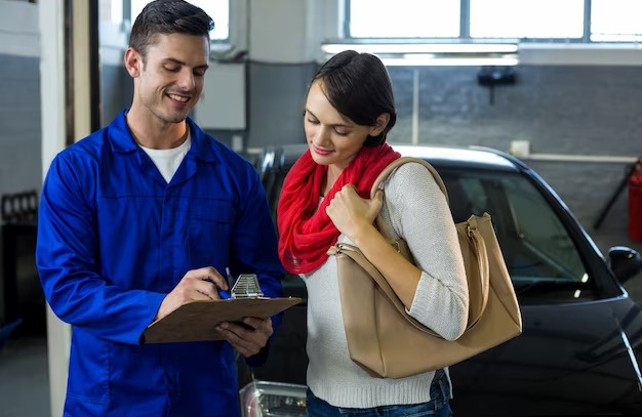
[436,166,642,416]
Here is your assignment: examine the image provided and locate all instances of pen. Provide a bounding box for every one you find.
[223,266,235,299]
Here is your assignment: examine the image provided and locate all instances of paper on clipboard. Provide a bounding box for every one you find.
[143,296,303,343]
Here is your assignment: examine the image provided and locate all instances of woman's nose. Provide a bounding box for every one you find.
[312,127,330,146]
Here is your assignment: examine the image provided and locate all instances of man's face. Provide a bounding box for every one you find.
[127,33,210,125]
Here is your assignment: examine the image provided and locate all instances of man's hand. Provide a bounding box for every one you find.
[156,267,228,321]
[216,317,273,357]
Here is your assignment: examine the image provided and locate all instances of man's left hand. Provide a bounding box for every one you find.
[216,317,273,357]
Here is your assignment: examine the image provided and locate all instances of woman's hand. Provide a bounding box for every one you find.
[326,184,383,241]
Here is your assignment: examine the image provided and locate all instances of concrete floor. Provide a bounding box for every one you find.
[1,232,641,417]
[0,335,49,417]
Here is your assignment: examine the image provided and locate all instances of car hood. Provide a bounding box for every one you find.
[450,296,642,416]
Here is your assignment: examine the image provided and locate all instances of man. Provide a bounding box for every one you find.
[36,1,284,416]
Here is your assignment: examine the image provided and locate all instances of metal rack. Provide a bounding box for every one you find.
[1,190,42,336]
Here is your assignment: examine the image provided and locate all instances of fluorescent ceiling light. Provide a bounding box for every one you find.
[321,43,518,54]
[321,42,520,66]
[381,55,519,66]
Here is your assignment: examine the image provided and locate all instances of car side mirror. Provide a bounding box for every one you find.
[608,246,642,284]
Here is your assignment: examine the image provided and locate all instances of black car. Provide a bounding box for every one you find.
[237,144,642,417]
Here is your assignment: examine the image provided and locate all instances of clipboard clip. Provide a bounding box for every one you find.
[231,273,264,299]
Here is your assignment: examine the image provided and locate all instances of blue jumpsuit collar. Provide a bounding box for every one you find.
[108,110,219,165]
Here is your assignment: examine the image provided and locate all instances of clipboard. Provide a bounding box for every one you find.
[143,296,302,343]
[143,274,303,343]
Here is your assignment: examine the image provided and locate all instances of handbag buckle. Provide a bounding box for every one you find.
[467,224,477,237]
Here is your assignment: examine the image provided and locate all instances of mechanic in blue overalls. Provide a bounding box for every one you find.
[36,1,284,416]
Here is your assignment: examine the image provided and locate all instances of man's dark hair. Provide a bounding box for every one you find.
[311,50,397,147]
[129,0,214,59]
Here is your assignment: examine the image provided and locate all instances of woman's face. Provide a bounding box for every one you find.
[304,80,383,172]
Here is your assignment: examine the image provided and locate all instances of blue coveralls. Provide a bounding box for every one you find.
[36,111,284,417]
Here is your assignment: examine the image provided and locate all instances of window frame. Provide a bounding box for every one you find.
[345,0,630,43]
[334,0,642,66]
[120,0,245,59]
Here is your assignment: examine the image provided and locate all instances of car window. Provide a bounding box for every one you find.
[262,160,309,300]
[261,162,284,229]
[440,169,595,304]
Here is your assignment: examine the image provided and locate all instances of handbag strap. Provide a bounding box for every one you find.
[371,157,449,202]
[370,157,449,242]
[365,156,491,326]
[464,215,490,324]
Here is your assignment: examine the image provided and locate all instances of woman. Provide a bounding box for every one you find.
[277,50,468,417]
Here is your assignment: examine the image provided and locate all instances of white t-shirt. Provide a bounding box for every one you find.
[140,133,192,183]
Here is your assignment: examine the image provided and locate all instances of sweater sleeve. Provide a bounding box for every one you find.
[381,162,469,340]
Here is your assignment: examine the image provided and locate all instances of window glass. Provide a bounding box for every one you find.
[131,0,229,41]
[441,170,592,303]
[99,0,123,23]
[500,176,585,280]
[347,0,641,44]
[470,0,584,38]
[349,0,460,38]
[262,152,308,301]
[591,0,642,42]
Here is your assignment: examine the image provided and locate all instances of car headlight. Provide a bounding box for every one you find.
[239,380,307,417]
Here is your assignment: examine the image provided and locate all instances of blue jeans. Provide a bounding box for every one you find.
[306,369,452,417]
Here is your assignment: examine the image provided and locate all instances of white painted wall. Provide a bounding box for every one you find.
[38,1,71,416]
[194,63,246,129]
[248,0,340,63]
[0,0,39,57]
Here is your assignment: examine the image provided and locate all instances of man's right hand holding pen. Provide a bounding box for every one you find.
[155,266,229,321]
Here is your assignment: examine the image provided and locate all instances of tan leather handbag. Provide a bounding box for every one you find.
[327,157,522,379]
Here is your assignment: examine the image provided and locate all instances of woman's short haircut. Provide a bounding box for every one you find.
[129,0,214,60]
[311,50,397,147]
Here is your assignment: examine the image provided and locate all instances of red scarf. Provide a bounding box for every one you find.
[277,144,401,274]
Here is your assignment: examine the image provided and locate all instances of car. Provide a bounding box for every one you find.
[236,143,642,417]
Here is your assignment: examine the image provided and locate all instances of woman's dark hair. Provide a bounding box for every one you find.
[311,50,397,147]
[129,0,214,60]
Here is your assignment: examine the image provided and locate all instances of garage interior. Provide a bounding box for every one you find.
[1,1,642,416]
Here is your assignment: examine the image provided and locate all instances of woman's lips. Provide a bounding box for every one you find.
[312,145,333,156]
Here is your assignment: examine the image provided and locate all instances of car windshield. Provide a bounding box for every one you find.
[263,157,595,304]
[439,169,589,295]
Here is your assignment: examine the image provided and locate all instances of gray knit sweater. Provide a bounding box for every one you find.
[302,162,469,408]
